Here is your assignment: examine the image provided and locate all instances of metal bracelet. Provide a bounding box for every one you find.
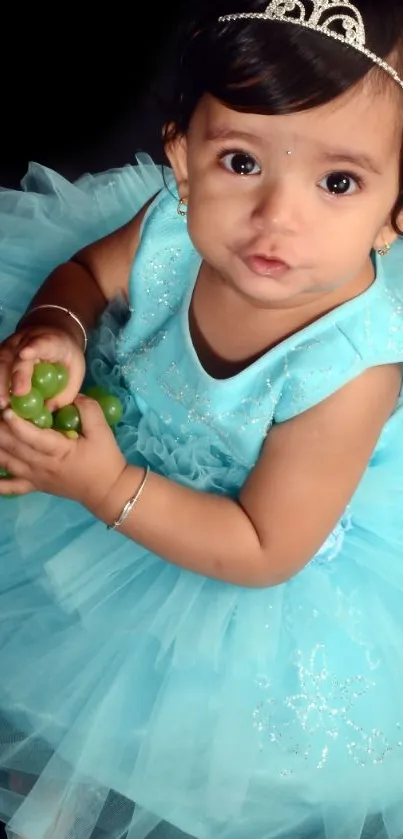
[107,466,151,531]
[19,303,88,353]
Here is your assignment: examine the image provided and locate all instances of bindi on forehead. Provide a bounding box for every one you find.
[193,91,401,171]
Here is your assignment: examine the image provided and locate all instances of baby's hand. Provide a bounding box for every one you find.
[0,326,86,411]
[0,395,127,509]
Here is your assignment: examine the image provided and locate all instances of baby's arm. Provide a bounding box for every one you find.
[97,364,401,587]
[18,202,151,341]
[0,203,152,405]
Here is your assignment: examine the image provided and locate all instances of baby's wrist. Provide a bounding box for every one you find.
[17,309,87,354]
[92,464,146,528]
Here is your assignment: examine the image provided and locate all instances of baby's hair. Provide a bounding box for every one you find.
[163,0,403,234]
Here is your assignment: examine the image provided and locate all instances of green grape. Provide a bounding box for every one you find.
[97,394,123,427]
[32,362,59,399]
[10,388,44,420]
[85,385,109,401]
[52,363,69,395]
[53,404,82,433]
[31,406,53,429]
[85,385,123,427]
[32,362,69,399]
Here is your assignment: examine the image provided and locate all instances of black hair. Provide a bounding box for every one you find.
[163,0,403,233]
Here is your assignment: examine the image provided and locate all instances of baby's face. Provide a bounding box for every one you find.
[166,80,402,310]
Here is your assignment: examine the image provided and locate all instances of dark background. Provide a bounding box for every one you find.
[0,6,184,836]
[0,6,185,187]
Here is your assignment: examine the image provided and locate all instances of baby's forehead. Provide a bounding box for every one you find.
[299,82,402,159]
[195,87,402,162]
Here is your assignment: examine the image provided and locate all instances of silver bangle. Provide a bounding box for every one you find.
[107,466,151,531]
[19,304,88,353]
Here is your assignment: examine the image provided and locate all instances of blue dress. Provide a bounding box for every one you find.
[0,155,403,839]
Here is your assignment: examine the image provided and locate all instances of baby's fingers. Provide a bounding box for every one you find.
[18,334,64,364]
[0,476,34,497]
[9,355,39,398]
[11,335,65,397]
[2,410,71,456]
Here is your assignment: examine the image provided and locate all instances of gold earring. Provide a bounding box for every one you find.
[177,197,188,217]
[377,242,391,257]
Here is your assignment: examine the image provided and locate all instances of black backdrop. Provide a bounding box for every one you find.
[0,5,185,187]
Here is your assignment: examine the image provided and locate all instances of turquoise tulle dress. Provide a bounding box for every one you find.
[1,155,403,839]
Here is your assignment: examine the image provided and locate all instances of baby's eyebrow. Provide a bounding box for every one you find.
[205,126,266,146]
[315,147,382,175]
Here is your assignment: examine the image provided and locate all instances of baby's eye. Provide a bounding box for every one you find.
[219,152,261,176]
[319,172,360,196]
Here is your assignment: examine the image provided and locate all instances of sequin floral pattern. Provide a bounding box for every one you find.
[251,643,399,774]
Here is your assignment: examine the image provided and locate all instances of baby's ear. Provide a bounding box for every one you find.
[373,218,400,254]
[163,129,189,201]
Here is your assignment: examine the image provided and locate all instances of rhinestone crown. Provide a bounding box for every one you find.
[218,1,403,91]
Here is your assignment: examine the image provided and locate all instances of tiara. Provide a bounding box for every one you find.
[218,0,403,91]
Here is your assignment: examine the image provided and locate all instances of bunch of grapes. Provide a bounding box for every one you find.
[0,362,123,492]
